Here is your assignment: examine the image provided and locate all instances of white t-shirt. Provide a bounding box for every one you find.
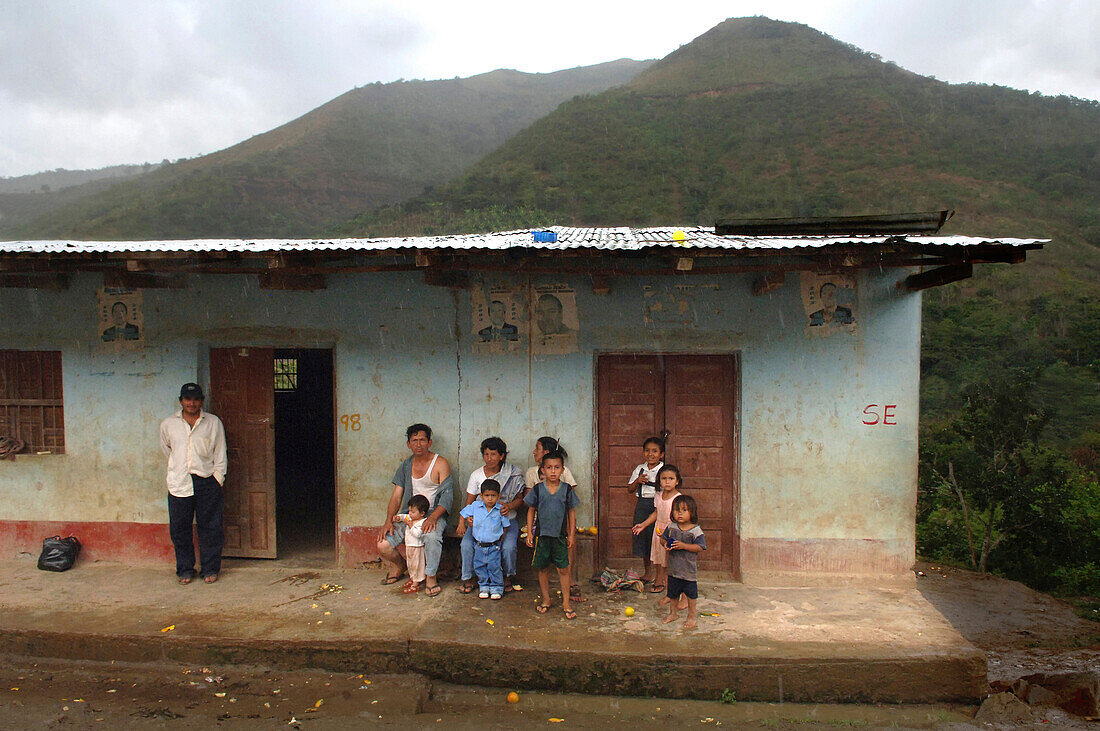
[629,461,663,499]
[467,463,524,519]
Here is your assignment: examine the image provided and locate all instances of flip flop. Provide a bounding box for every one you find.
[649,583,665,593]
[563,608,577,620]
[380,574,402,585]
[425,585,442,597]
[511,583,524,592]
[569,585,587,602]
[535,603,551,614]
[203,574,218,584]
[459,582,475,594]
[178,576,193,585]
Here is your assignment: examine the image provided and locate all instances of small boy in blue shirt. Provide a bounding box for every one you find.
[458,479,509,599]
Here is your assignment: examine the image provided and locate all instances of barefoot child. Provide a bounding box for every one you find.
[663,494,706,628]
[628,437,664,583]
[457,480,509,600]
[642,464,682,600]
[524,450,579,619]
[391,494,431,594]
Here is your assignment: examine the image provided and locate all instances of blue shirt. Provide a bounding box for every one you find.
[460,499,510,543]
[523,482,579,537]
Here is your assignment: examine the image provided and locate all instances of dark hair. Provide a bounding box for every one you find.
[540,449,566,466]
[480,436,507,459]
[480,479,501,495]
[643,436,665,453]
[406,423,432,440]
[408,494,431,514]
[657,463,683,489]
[671,494,697,523]
[536,436,567,461]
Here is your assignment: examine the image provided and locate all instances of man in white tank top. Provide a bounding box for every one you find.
[377,423,453,597]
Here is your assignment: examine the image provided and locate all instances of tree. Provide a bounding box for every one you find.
[919,373,1052,573]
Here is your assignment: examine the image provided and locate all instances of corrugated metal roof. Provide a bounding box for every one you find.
[0,227,1047,255]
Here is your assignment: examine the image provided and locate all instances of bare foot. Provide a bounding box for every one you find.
[684,618,697,629]
[663,613,679,624]
[658,596,671,606]
[678,598,689,610]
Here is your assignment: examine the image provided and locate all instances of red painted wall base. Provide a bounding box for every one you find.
[0,520,174,564]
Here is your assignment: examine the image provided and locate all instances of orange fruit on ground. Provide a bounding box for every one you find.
[507,691,519,704]
[587,526,598,535]
[624,606,635,617]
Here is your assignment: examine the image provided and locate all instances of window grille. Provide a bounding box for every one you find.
[0,350,65,455]
[274,358,298,391]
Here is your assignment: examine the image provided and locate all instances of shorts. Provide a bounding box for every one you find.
[532,536,570,570]
[667,575,698,601]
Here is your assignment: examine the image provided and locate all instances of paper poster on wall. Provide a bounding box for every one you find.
[642,283,704,326]
[472,284,526,354]
[97,287,144,348]
[801,272,857,336]
[530,284,578,354]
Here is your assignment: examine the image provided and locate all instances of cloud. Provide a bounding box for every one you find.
[0,0,1095,177]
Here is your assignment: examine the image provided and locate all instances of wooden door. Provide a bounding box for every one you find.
[210,347,276,558]
[597,354,739,574]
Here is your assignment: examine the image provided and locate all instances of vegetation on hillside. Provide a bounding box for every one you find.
[2,60,650,240]
[337,17,1100,596]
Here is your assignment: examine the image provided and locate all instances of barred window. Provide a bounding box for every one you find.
[0,350,65,455]
[274,357,298,392]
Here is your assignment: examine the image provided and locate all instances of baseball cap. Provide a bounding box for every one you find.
[179,383,205,400]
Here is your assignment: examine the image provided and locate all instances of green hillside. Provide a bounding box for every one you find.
[3,60,650,240]
[339,17,1100,593]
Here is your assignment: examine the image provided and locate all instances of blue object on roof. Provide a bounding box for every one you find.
[532,230,558,243]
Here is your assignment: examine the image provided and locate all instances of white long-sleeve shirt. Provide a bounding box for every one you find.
[159,410,228,497]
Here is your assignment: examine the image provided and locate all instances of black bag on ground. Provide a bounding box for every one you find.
[37,535,81,572]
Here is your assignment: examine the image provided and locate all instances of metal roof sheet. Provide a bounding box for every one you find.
[0,227,1047,255]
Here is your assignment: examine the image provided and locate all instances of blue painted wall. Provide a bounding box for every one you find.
[0,266,920,576]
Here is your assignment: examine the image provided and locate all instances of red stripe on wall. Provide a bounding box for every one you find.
[338,525,385,566]
[0,520,174,563]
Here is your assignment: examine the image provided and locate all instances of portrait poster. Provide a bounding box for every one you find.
[642,283,701,326]
[97,287,144,349]
[471,284,526,354]
[530,283,578,355]
[801,272,857,336]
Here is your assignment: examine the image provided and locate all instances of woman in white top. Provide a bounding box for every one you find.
[461,437,527,593]
[525,436,584,602]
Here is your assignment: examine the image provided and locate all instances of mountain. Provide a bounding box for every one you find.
[342,17,1098,278]
[3,59,651,239]
[336,17,1099,446]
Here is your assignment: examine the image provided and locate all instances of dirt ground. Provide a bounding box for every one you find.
[912,559,1099,683]
[0,560,1095,728]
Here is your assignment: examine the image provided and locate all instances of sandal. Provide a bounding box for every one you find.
[425,585,442,597]
[649,583,665,593]
[459,582,475,594]
[178,576,193,585]
[203,574,218,584]
[569,584,587,602]
[511,583,524,592]
[535,603,551,614]
[380,574,402,586]
[402,584,419,594]
[563,608,577,620]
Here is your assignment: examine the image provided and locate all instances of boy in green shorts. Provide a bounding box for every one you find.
[524,450,579,619]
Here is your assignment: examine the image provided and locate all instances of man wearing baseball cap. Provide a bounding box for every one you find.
[158,382,228,584]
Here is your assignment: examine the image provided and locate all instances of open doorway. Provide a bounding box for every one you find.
[274,348,335,566]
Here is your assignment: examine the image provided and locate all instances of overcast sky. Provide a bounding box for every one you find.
[1,0,1096,178]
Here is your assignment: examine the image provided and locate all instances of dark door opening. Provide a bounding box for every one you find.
[274,348,335,566]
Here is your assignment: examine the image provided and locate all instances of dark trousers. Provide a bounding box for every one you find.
[168,474,224,578]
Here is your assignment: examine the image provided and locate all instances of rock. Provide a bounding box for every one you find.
[975,691,1036,724]
[1016,671,1099,717]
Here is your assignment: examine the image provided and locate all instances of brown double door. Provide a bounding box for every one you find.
[597,354,740,574]
[210,347,276,558]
